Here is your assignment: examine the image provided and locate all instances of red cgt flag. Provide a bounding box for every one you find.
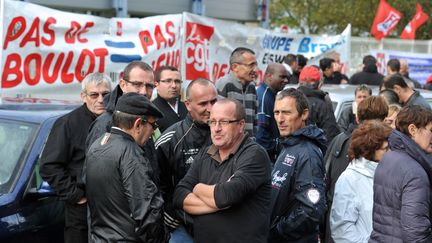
[370,0,403,40]
[400,3,429,39]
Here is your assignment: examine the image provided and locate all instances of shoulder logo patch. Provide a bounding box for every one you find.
[306,188,320,204]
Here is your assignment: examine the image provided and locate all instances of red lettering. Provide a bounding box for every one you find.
[75,49,95,81]
[20,18,41,48]
[65,21,81,44]
[139,30,154,54]
[3,16,26,49]
[154,25,167,50]
[166,21,175,47]
[61,51,74,83]
[93,48,108,73]
[43,52,64,84]
[42,17,56,46]
[2,53,22,88]
[23,53,42,85]
[77,22,94,43]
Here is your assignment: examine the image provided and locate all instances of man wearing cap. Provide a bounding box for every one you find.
[85,93,168,243]
[40,72,112,243]
[297,65,339,143]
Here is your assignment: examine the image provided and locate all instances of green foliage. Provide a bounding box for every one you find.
[270,0,431,40]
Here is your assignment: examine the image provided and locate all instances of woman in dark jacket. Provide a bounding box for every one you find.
[370,105,432,243]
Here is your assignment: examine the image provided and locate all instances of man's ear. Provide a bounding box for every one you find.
[133,117,143,132]
[80,92,86,103]
[119,79,127,93]
[408,124,417,138]
[301,109,309,122]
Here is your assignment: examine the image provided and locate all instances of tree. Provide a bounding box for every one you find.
[270,0,431,40]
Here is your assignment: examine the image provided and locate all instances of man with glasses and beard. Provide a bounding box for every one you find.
[40,72,112,243]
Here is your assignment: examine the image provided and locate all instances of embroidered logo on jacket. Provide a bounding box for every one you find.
[306,188,320,204]
[282,154,296,166]
[271,170,288,189]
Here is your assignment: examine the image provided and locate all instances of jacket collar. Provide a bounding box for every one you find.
[347,157,377,178]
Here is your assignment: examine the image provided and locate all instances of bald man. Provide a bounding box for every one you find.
[256,63,289,161]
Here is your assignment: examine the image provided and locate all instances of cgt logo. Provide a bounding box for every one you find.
[185,22,214,80]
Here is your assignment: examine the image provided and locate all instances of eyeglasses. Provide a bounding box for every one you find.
[142,119,159,130]
[85,91,110,99]
[235,62,258,69]
[207,120,240,127]
[158,79,182,85]
[124,79,155,89]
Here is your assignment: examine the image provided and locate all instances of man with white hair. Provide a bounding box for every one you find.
[40,72,112,243]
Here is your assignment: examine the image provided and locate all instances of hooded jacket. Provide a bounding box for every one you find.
[330,157,377,243]
[269,125,327,243]
[369,130,432,243]
[155,114,212,230]
[349,64,384,86]
[297,86,340,143]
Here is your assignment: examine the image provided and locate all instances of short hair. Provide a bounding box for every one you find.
[155,66,179,82]
[396,105,432,137]
[229,47,255,66]
[384,74,408,89]
[355,84,372,96]
[216,98,246,120]
[388,104,401,117]
[284,54,297,65]
[276,88,309,115]
[379,89,399,105]
[349,120,392,161]
[123,61,153,81]
[387,59,400,73]
[81,72,112,93]
[363,55,377,65]
[296,54,308,68]
[319,58,334,71]
[112,111,145,130]
[357,96,389,122]
[185,78,216,100]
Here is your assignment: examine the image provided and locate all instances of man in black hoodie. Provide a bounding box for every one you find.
[349,55,384,86]
[297,65,340,143]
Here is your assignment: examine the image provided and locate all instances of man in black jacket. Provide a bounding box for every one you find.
[173,99,271,243]
[40,73,112,243]
[155,78,217,242]
[297,65,340,143]
[349,55,384,86]
[153,66,188,133]
[85,93,168,243]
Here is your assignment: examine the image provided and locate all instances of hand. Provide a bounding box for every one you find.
[77,197,87,205]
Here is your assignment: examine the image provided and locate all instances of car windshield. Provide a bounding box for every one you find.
[0,119,38,194]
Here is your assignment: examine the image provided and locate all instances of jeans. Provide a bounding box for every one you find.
[169,226,193,243]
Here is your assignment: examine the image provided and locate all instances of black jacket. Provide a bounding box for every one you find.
[85,128,168,243]
[269,125,327,243]
[323,124,356,243]
[40,104,96,204]
[152,95,187,133]
[298,86,340,143]
[173,135,271,243]
[370,130,432,243]
[337,105,356,133]
[155,114,212,230]
[349,64,384,86]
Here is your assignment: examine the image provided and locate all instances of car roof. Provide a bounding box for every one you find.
[0,109,73,124]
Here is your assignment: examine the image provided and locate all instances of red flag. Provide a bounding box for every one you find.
[401,3,429,39]
[370,0,402,40]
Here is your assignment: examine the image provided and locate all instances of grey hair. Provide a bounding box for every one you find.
[81,72,112,92]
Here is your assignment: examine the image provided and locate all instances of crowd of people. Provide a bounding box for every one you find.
[39,47,432,243]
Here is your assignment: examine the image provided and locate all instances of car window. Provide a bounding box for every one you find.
[0,119,38,194]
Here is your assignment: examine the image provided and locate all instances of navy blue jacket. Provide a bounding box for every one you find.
[370,130,432,243]
[269,125,327,243]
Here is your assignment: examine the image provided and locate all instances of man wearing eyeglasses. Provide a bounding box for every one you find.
[40,72,112,243]
[173,98,271,243]
[216,47,259,136]
[86,61,155,149]
[153,66,188,133]
[85,93,169,242]
[155,78,217,243]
